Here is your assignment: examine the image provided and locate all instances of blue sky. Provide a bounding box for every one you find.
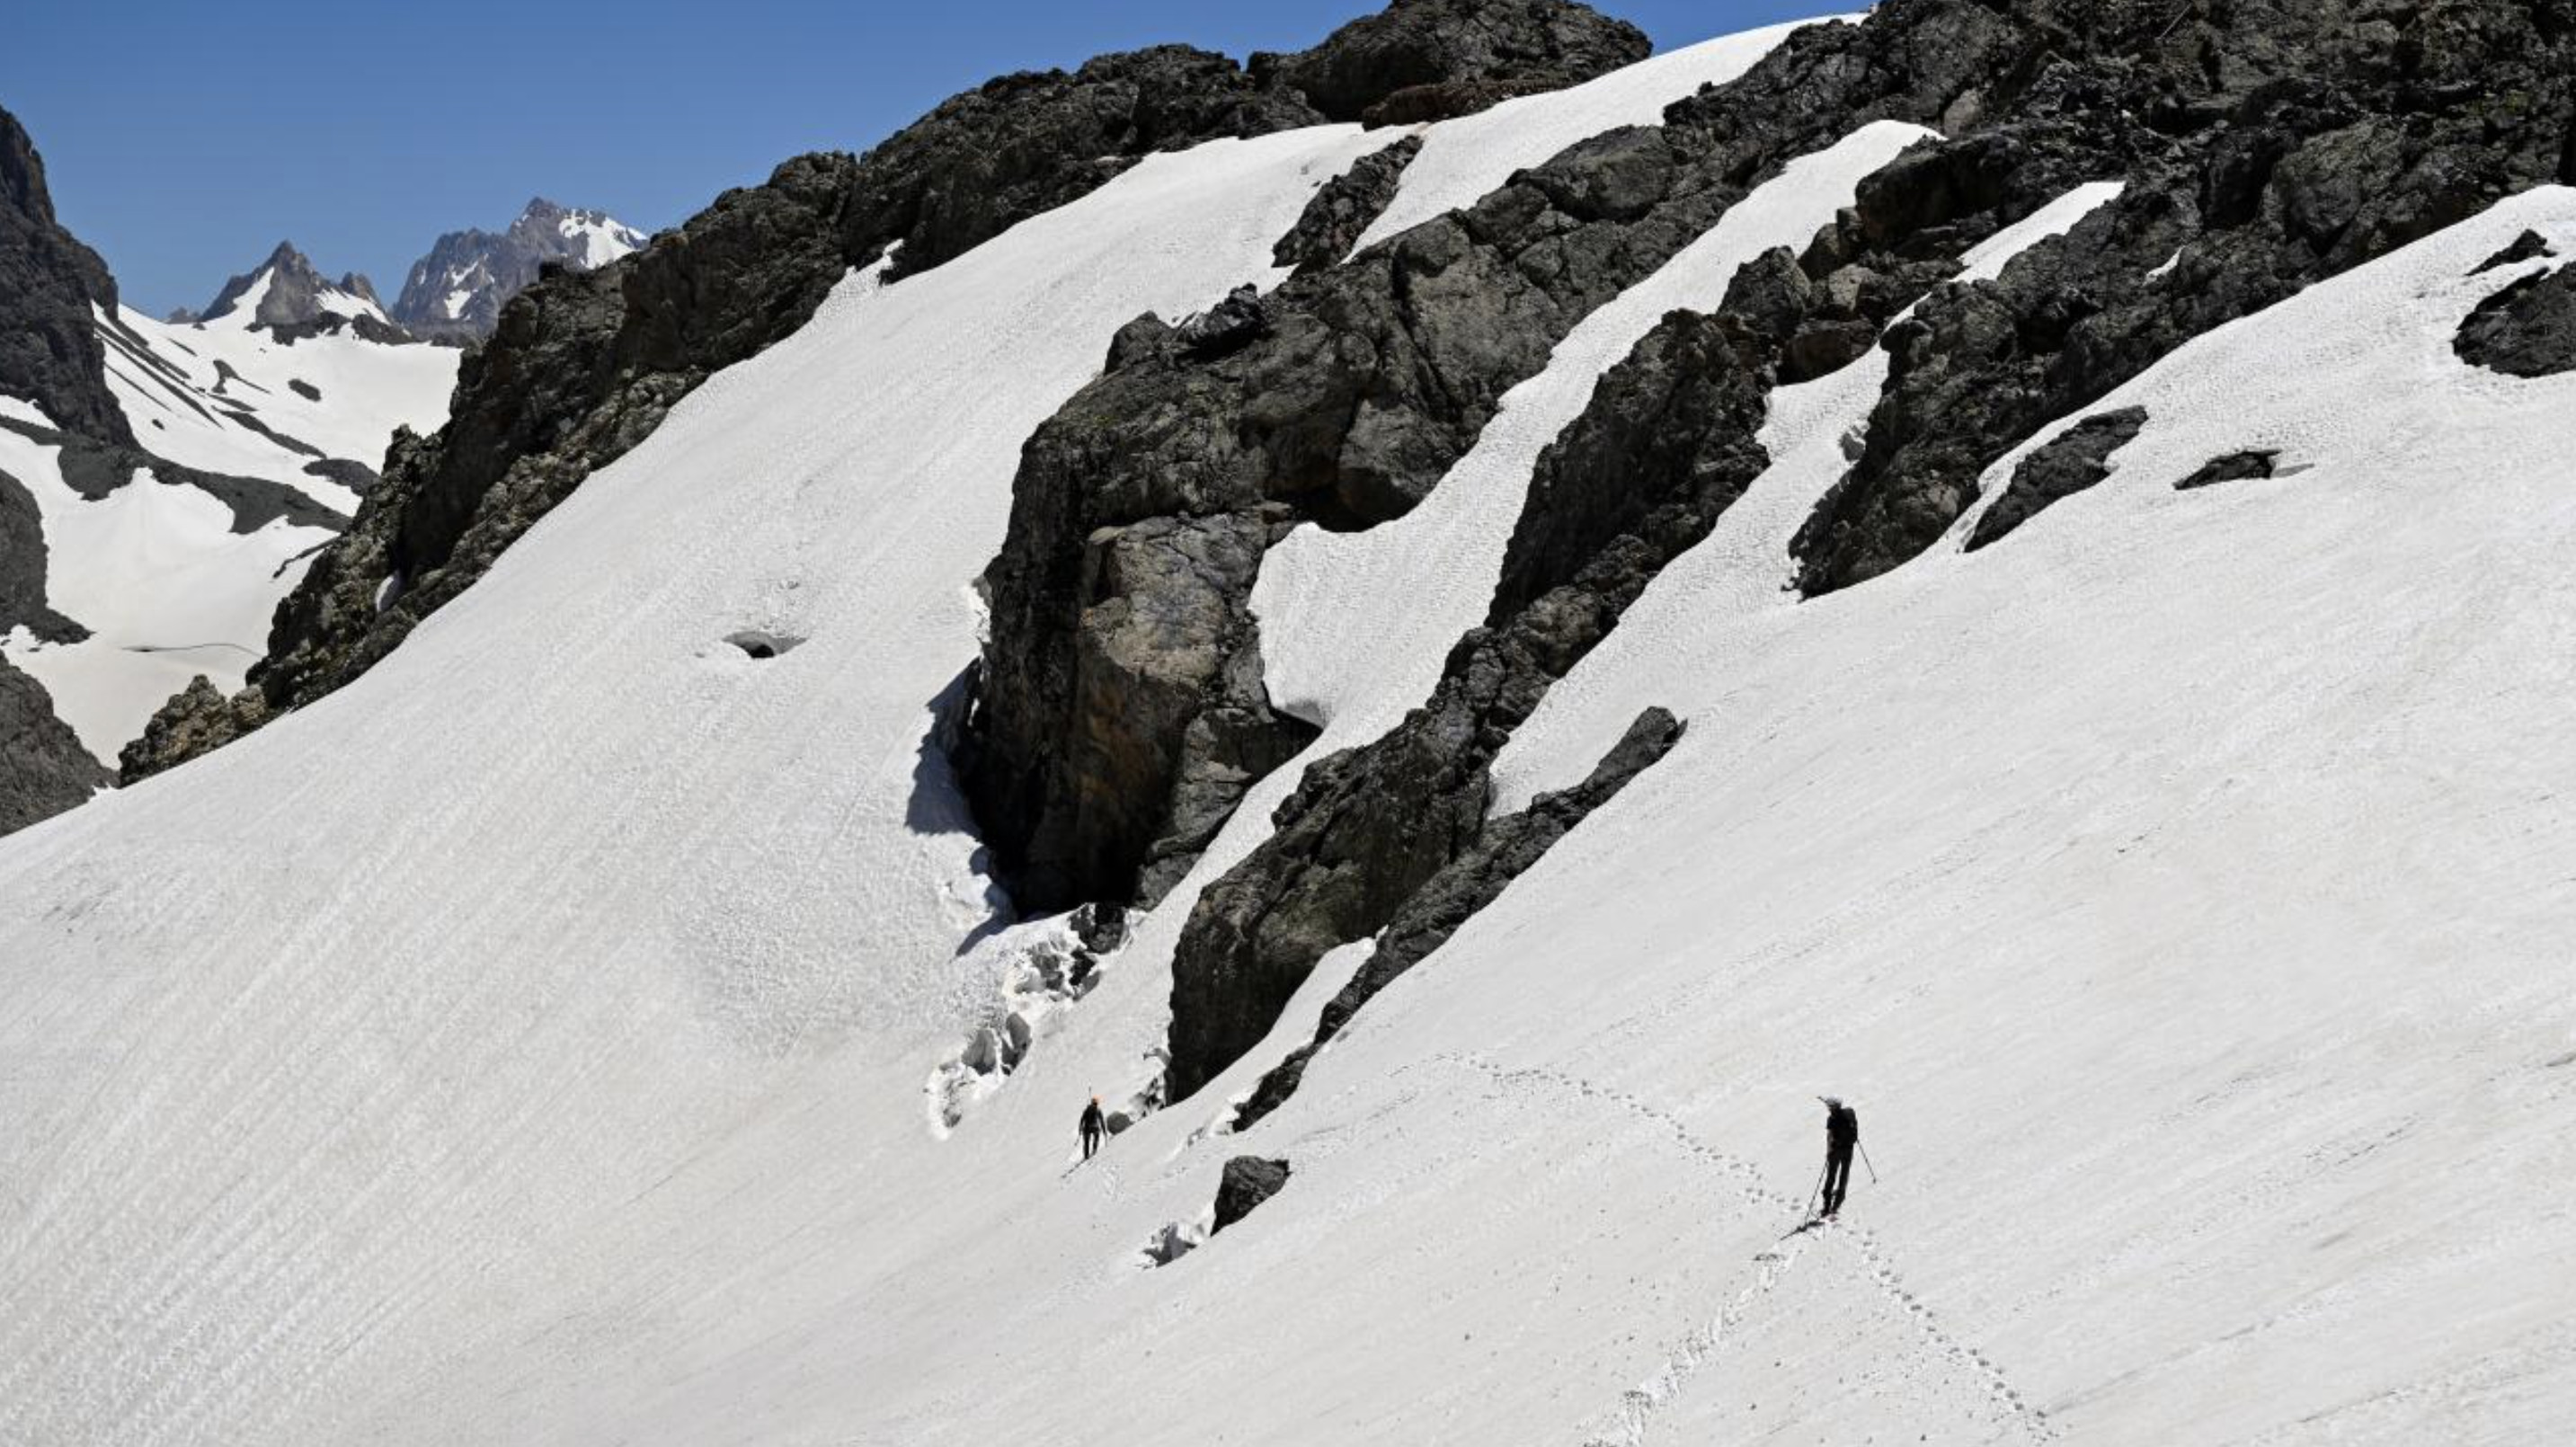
[3,1,1841,317]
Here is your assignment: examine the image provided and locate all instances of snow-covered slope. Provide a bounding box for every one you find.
[3,18,2573,1447]
[0,395,334,763]
[97,301,456,498]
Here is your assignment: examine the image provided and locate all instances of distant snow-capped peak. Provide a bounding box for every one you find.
[390,197,649,341]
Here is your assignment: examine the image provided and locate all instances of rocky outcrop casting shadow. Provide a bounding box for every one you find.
[2456,263,2576,378]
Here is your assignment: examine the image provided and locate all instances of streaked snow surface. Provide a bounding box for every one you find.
[6,24,2576,1446]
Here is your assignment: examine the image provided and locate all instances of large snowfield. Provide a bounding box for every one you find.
[4,21,2573,1445]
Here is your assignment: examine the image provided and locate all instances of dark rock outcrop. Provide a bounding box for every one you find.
[2456,263,2576,377]
[2470,229,2555,274]
[0,106,129,447]
[858,48,1322,284]
[1253,0,1648,126]
[119,675,267,785]
[0,656,106,833]
[1210,1156,1292,1232]
[1236,706,1683,1132]
[966,5,2053,924]
[0,465,84,644]
[1965,405,2148,549]
[1790,1,2576,596]
[1164,299,1779,1098]
[2175,448,2281,490]
[1176,283,1273,359]
[1273,135,1423,274]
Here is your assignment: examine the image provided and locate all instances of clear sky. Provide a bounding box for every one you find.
[3,0,1844,317]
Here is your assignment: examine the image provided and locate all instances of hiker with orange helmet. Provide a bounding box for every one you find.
[1079,1096,1106,1160]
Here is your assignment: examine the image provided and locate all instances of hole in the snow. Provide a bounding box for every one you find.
[727,629,803,659]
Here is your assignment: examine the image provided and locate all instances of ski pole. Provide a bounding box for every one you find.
[1804,1162,1826,1218]
[1858,1142,1879,1185]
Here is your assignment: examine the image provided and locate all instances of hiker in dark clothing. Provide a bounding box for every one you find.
[1079,1096,1106,1160]
[1819,1096,1860,1217]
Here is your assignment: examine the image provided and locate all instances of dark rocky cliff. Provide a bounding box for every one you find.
[0,107,129,448]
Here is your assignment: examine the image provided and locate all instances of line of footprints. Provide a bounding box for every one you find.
[1423,1052,2056,1443]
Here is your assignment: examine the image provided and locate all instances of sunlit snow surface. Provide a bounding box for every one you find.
[99,303,457,502]
[5,20,2575,1446]
[0,417,330,761]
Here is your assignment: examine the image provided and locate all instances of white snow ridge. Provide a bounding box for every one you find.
[4,14,2576,1447]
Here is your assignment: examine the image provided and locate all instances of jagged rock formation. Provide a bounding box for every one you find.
[118,676,268,785]
[139,0,1650,777]
[0,466,82,644]
[0,656,105,832]
[1789,0,2576,596]
[1234,707,1683,1131]
[2470,228,2555,273]
[1210,1156,1292,1232]
[199,242,405,342]
[0,106,129,447]
[1161,289,1781,1096]
[1252,0,1648,126]
[390,199,649,342]
[965,0,2046,934]
[1966,405,2149,548]
[1273,135,1423,272]
[2456,261,2576,376]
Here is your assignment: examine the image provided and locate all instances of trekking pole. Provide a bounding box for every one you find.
[1858,1142,1879,1185]
[1803,1162,1826,1218]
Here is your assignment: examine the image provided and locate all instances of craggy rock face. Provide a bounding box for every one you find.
[1210,1156,1292,1233]
[1254,0,1650,125]
[1790,0,2576,596]
[964,0,2034,931]
[0,656,107,834]
[0,107,129,448]
[1274,136,1425,274]
[1966,406,2151,550]
[2456,262,2576,377]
